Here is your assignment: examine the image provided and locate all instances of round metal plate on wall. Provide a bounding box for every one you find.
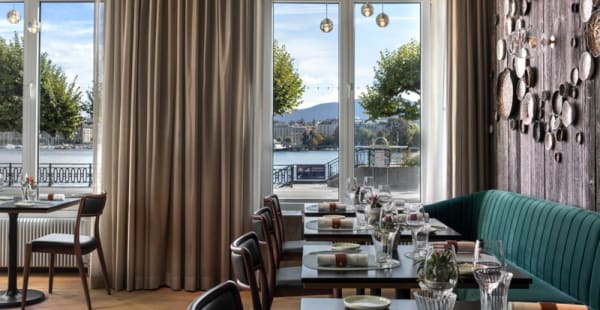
[571,67,580,85]
[509,0,518,16]
[556,128,564,141]
[533,122,544,143]
[545,132,555,151]
[520,92,537,125]
[517,79,528,100]
[497,69,518,119]
[509,118,518,130]
[551,91,562,115]
[581,0,594,23]
[585,11,600,57]
[576,131,584,144]
[514,55,527,78]
[521,0,529,15]
[497,39,506,61]
[554,152,562,163]
[505,18,515,35]
[561,101,577,127]
[579,52,595,80]
[504,0,511,16]
[550,115,562,131]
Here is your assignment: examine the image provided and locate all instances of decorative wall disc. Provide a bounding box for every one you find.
[497,39,506,61]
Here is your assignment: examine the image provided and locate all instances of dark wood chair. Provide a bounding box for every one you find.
[21,193,111,310]
[186,280,243,310]
[230,232,271,310]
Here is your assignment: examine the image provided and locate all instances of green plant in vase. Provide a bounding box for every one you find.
[417,247,459,295]
[20,174,38,201]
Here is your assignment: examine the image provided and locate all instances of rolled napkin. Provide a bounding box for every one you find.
[317,202,347,211]
[318,217,354,229]
[406,212,429,221]
[39,193,66,201]
[317,253,369,267]
[430,241,477,253]
[511,302,588,310]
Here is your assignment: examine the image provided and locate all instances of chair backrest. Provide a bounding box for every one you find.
[253,208,279,266]
[263,194,284,250]
[74,192,107,241]
[230,232,271,310]
[186,280,243,310]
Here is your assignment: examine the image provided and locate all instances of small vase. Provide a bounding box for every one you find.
[27,186,37,201]
[422,246,459,295]
[21,184,29,201]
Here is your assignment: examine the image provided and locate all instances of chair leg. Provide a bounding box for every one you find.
[48,253,55,294]
[96,241,111,295]
[21,245,32,310]
[75,251,92,310]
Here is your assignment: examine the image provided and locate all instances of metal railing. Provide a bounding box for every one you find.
[273,165,293,188]
[0,163,92,187]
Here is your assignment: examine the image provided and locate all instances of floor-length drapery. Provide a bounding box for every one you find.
[446,0,491,197]
[95,0,255,291]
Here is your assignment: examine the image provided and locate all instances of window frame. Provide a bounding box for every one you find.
[265,0,429,204]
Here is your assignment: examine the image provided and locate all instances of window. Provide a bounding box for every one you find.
[271,1,423,203]
[0,1,100,199]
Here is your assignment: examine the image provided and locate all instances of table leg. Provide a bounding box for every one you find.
[395,288,410,299]
[333,288,342,298]
[370,288,381,296]
[0,213,45,308]
[355,288,365,295]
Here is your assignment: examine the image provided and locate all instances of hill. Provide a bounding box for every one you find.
[274,100,368,122]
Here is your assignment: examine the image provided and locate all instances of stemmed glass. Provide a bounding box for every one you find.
[404,203,425,259]
[473,240,510,310]
[346,177,359,205]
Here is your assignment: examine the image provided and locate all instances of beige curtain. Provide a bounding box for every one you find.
[446,0,491,197]
[96,0,255,291]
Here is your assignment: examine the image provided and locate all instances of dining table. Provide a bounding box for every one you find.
[301,298,480,310]
[0,197,80,308]
[301,244,532,298]
[303,216,462,243]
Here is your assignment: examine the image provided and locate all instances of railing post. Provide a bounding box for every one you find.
[290,165,294,188]
[8,163,12,186]
[88,163,93,187]
[48,163,53,187]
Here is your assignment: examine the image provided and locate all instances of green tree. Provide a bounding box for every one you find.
[40,54,83,139]
[360,39,421,120]
[0,34,83,140]
[273,40,305,115]
[81,86,94,119]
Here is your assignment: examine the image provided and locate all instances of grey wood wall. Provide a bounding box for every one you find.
[489,0,598,211]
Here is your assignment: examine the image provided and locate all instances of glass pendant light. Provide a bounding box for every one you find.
[27,19,41,34]
[376,3,389,28]
[361,2,374,17]
[6,4,20,24]
[320,3,333,33]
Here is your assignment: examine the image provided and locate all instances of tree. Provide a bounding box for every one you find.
[0,34,83,140]
[81,86,95,119]
[273,40,305,115]
[359,39,421,120]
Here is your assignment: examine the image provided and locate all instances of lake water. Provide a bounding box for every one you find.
[0,149,339,165]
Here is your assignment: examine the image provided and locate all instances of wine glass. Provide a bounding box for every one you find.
[363,176,374,190]
[346,177,358,205]
[405,203,425,259]
[377,184,392,204]
[473,240,507,309]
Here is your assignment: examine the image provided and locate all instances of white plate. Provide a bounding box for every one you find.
[331,242,361,252]
[321,215,346,220]
[0,196,13,201]
[343,295,392,310]
[15,201,34,207]
[305,219,355,231]
[303,252,400,271]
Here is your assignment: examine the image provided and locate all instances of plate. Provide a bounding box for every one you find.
[497,39,506,61]
[571,67,580,85]
[581,0,594,23]
[497,69,518,119]
[551,91,562,115]
[545,132,555,151]
[520,0,529,15]
[533,122,544,143]
[520,93,536,125]
[343,296,392,310]
[550,115,562,131]
[586,11,600,57]
[305,219,355,231]
[516,80,527,100]
[576,132,584,144]
[15,201,34,207]
[0,196,13,201]
[561,101,576,127]
[321,214,346,219]
[331,242,361,252]
[505,18,514,35]
[514,56,527,78]
[579,52,595,81]
[525,66,536,87]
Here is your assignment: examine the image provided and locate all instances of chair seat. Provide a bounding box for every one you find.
[30,233,98,252]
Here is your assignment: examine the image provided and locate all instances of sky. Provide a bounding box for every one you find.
[274,2,421,109]
[0,3,94,94]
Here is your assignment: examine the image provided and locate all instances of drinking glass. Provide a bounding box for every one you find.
[414,290,457,310]
[363,176,374,189]
[377,184,392,204]
[0,173,4,192]
[356,186,372,229]
[473,240,508,310]
[405,203,425,259]
[378,200,400,265]
[346,177,359,205]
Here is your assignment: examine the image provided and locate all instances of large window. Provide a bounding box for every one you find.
[0,1,99,197]
[271,1,422,203]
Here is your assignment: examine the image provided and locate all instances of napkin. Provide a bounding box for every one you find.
[318,202,347,211]
[317,253,368,267]
[406,212,429,221]
[431,241,477,253]
[39,193,66,201]
[510,302,588,310]
[318,217,354,229]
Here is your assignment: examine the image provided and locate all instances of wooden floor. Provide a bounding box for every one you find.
[0,272,308,309]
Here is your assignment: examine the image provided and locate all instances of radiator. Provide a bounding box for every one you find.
[0,217,91,268]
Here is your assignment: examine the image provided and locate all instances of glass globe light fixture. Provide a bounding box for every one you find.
[6,9,20,24]
[27,20,41,34]
[320,17,334,33]
[361,2,374,17]
[376,12,389,27]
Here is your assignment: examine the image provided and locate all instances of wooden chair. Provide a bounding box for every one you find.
[21,193,111,310]
[230,232,271,310]
[186,280,243,310]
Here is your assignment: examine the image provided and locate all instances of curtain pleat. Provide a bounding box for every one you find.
[96,0,254,291]
[447,0,490,197]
